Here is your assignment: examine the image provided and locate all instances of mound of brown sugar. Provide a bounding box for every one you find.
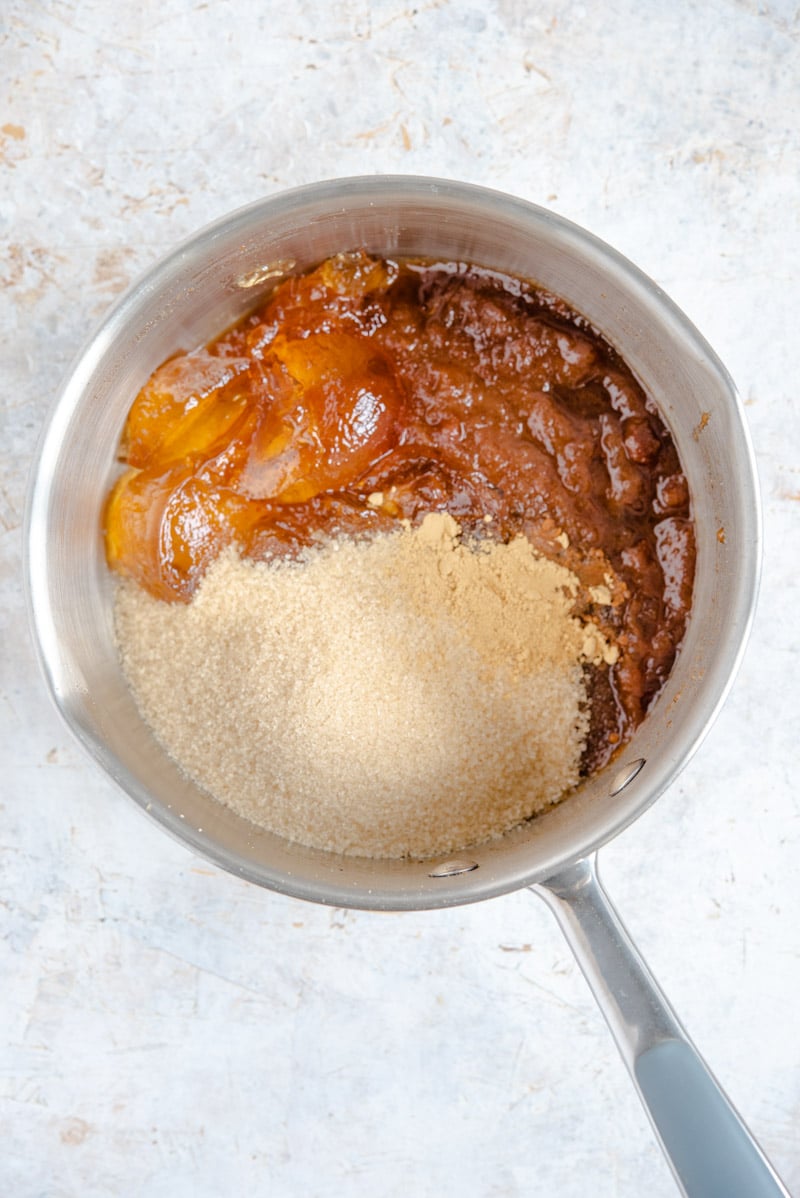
[115,514,617,859]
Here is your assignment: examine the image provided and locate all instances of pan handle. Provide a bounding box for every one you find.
[532,856,789,1198]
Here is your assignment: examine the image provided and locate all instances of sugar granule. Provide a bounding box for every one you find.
[115,513,614,858]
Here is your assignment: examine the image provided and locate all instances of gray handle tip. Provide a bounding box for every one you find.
[636,1040,789,1198]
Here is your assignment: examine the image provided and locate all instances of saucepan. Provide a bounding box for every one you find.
[25,177,788,1196]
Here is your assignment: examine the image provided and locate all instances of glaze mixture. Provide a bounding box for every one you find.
[107,252,695,854]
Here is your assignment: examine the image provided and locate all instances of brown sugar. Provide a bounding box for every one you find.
[115,514,615,859]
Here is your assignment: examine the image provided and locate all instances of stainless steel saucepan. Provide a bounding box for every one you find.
[25,177,788,1197]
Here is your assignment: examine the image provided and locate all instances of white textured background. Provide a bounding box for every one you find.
[2,2,799,1195]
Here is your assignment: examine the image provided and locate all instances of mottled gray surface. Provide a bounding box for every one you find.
[2,2,799,1195]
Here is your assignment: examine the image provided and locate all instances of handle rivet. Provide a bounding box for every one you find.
[428,860,479,878]
[610,758,646,796]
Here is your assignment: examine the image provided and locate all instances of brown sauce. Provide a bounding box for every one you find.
[105,251,695,772]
